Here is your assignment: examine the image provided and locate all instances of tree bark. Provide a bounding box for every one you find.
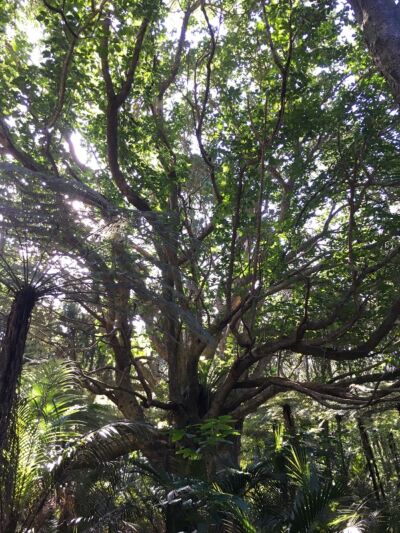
[388,431,400,485]
[0,285,38,532]
[0,286,38,450]
[282,403,298,446]
[204,419,243,480]
[348,0,400,105]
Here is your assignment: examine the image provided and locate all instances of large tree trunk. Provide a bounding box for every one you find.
[348,0,400,105]
[204,419,243,480]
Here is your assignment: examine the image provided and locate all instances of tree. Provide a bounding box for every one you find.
[1,0,400,480]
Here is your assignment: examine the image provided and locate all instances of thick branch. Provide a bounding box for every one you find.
[294,294,400,361]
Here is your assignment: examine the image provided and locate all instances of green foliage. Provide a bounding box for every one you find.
[171,415,240,461]
[0,359,111,530]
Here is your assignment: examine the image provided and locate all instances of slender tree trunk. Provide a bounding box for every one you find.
[0,285,37,450]
[372,432,392,487]
[357,418,385,501]
[321,419,333,479]
[0,285,38,533]
[56,485,76,532]
[283,403,298,447]
[335,415,348,481]
[348,0,400,105]
[388,431,400,486]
